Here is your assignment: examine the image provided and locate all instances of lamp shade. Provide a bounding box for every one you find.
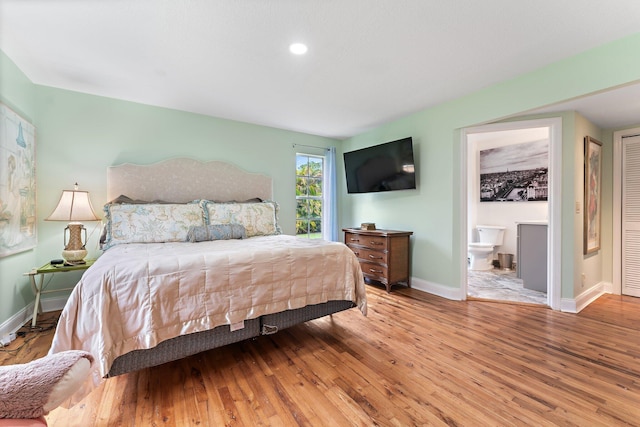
[45,185,100,222]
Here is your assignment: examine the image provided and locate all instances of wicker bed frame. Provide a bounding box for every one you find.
[105,158,357,377]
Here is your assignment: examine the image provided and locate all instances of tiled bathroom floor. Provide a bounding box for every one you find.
[467,268,547,305]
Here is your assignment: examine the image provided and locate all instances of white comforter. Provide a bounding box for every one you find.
[49,235,367,385]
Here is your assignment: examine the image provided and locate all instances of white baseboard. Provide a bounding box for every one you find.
[0,295,70,338]
[411,277,611,313]
[0,303,33,338]
[560,282,609,313]
[40,295,69,313]
[410,276,464,301]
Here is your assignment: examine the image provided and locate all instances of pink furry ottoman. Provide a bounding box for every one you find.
[0,417,47,426]
[0,350,94,423]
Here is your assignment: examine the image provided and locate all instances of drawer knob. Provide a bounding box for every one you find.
[370,241,383,245]
[368,254,382,259]
[369,268,383,273]
[353,251,360,256]
[350,238,360,242]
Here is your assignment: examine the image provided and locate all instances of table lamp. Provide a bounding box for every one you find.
[45,183,100,264]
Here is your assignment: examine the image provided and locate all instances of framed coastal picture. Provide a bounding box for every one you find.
[0,103,37,257]
[584,136,602,254]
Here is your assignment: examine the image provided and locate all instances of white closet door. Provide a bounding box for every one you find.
[622,135,640,297]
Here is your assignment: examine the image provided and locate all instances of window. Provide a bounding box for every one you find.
[296,154,324,238]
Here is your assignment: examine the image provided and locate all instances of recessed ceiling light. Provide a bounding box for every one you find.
[289,43,308,55]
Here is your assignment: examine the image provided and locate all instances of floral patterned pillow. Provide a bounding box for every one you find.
[202,200,282,237]
[102,203,204,249]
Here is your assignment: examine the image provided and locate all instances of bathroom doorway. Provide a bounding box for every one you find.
[461,118,562,309]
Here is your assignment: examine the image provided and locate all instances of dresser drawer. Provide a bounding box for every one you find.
[349,246,388,264]
[345,232,388,249]
[360,261,388,282]
[344,232,364,245]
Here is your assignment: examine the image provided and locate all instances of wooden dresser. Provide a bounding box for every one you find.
[343,228,413,292]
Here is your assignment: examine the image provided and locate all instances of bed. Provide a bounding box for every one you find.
[48,158,367,392]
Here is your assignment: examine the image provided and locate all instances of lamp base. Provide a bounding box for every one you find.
[62,222,88,263]
[62,248,87,263]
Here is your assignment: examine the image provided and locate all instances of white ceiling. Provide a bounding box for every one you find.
[526,82,640,130]
[1,1,639,139]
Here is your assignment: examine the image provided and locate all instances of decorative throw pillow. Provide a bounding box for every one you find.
[202,200,282,237]
[102,202,204,249]
[99,196,191,246]
[186,224,247,242]
[0,350,94,419]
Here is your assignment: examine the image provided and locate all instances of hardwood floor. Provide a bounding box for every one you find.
[2,286,639,426]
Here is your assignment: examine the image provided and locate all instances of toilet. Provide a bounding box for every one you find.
[468,225,505,270]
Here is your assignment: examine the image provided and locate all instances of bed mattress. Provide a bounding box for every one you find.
[49,235,367,386]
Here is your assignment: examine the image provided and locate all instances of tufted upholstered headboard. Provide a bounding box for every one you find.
[107,158,273,203]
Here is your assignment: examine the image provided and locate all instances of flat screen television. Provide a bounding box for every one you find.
[343,137,416,194]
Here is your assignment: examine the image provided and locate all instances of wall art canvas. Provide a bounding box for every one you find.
[584,136,602,254]
[479,139,549,202]
[0,103,36,257]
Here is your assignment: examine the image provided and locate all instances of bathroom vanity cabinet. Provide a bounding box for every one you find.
[343,228,413,292]
[516,222,547,292]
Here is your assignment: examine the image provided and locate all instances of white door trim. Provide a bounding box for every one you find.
[613,126,640,295]
[461,118,562,310]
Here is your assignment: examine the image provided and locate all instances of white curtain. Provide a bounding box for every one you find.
[323,146,338,241]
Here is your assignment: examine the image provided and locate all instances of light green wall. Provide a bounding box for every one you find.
[574,114,603,297]
[341,32,640,295]
[0,51,339,326]
[0,50,39,324]
[3,32,640,325]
